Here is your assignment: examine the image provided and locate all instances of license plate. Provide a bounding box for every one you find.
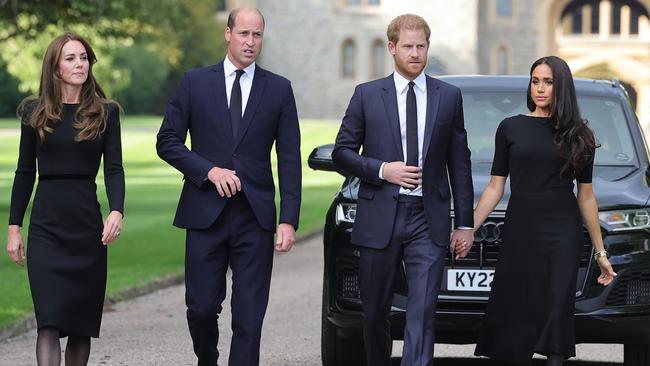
[447,269,494,291]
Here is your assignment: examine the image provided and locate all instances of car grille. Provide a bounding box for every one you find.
[447,217,593,268]
[336,260,361,300]
[606,270,650,306]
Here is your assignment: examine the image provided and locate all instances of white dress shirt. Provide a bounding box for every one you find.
[380,71,427,196]
[224,56,255,116]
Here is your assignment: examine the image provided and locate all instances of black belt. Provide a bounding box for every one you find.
[397,194,423,203]
[39,174,95,181]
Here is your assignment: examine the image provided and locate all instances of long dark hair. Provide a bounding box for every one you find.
[18,32,117,142]
[527,56,596,179]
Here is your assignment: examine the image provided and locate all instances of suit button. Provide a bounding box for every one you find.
[232,153,237,158]
[392,196,397,201]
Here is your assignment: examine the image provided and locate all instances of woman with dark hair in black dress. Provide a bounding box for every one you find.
[5,32,124,366]
[466,56,617,365]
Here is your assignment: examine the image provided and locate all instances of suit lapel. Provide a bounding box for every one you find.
[422,76,441,161]
[381,75,404,158]
[210,62,234,139]
[233,66,267,150]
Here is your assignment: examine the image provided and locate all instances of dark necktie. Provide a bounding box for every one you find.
[230,69,244,138]
[406,81,418,167]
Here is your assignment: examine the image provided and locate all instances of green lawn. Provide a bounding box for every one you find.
[0,116,342,329]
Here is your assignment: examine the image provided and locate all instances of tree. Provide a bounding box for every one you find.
[0,0,227,114]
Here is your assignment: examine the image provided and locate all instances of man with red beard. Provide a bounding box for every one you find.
[333,14,474,366]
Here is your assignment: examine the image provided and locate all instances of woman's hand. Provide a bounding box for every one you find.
[102,210,123,245]
[596,256,617,286]
[7,225,25,267]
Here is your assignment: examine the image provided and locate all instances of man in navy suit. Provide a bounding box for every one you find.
[333,14,474,366]
[156,7,301,366]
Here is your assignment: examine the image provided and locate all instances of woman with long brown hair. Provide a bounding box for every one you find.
[6,32,124,366]
[469,56,617,365]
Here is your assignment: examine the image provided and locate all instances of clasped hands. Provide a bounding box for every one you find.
[450,229,474,260]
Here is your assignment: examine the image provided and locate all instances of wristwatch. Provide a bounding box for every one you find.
[594,250,608,260]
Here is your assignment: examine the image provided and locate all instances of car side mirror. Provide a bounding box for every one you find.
[308,143,343,174]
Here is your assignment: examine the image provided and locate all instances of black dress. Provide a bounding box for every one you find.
[9,103,124,338]
[474,114,593,363]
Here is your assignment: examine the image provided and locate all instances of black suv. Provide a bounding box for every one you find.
[309,76,650,366]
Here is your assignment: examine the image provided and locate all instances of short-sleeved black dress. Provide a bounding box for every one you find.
[474,114,593,363]
[9,103,124,338]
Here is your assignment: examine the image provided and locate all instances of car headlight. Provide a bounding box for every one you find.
[335,203,357,225]
[599,209,650,232]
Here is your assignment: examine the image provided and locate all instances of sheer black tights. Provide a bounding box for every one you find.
[36,328,60,366]
[65,335,91,366]
[36,327,91,366]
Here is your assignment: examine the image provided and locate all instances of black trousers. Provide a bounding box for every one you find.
[184,193,274,366]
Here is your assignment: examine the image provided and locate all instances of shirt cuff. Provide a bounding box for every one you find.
[379,162,386,180]
[456,226,474,230]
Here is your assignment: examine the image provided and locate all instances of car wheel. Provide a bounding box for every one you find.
[321,287,366,366]
[624,343,650,366]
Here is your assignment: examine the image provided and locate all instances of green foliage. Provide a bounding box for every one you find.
[0,58,28,117]
[1,23,132,96]
[146,0,227,113]
[111,42,170,114]
[0,0,227,114]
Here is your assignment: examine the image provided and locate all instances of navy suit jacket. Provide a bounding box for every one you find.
[156,61,301,232]
[332,74,473,249]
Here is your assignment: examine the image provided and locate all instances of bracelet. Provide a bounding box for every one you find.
[594,250,608,260]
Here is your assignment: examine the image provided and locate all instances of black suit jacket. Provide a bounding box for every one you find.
[332,74,473,248]
[156,61,301,232]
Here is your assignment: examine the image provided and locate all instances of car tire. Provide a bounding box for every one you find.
[624,343,650,366]
[321,288,366,366]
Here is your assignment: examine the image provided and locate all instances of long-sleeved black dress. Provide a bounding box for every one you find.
[9,102,124,338]
[474,114,594,362]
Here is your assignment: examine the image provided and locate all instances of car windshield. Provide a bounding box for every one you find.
[463,91,637,167]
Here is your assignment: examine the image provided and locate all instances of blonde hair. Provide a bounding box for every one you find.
[386,14,431,44]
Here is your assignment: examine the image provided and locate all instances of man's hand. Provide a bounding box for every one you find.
[382,162,421,189]
[207,167,241,197]
[450,229,474,260]
[7,225,25,267]
[275,223,296,252]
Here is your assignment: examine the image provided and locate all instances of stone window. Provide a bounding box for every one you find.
[371,39,385,79]
[561,0,649,36]
[496,46,509,75]
[342,39,356,79]
[496,0,512,17]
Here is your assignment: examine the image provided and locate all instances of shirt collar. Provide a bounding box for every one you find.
[224,56,256,79]
[393,70,426,94]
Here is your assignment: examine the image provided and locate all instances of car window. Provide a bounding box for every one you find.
[462,91,637,166]
[580,96,636,166]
